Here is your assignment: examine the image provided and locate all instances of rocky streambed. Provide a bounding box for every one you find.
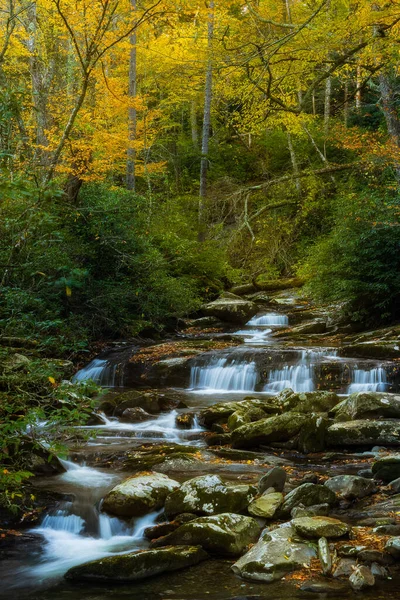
[3,287,400,599]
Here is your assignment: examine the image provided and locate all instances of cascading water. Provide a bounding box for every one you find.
[189,357,258,393]
[348,367,388,393]
[73,358,124,387]
[247,313,289,326]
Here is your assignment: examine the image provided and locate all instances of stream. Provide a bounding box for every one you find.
[3,302,400,599]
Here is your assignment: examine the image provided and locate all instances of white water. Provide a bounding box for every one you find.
[264,363,315,393]
[348,367,387,393]
[247,313,289,326]
[189,358,258,393]
[73,358,123,387]
[22,461,160,583]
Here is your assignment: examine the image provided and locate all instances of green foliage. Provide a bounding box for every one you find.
[301,189,400,326]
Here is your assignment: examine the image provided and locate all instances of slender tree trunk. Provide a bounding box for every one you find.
[198,0,214,242]
[126,0,137,191]
[287,132,301,195]
[190,100,199,148]
[379,71,400,182]
[324,76,331,136]
[355,65,362,110]
[344,81,349,127]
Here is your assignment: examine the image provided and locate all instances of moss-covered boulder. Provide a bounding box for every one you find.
[258,466,287,493]
[199,398,279,427]
[102,473,180,517]
[164,475,256,518]
[332,392,400,421]
[372,455,400,483]
[227,406,269,431]
[282,390,340,414]
[279,483,337,517]
[291,516,350,539]
[327,421,400,447]
[201,297,258,325]
[152,513,261,557]
[298,415,329,453]
[324,475,376,499]
[232,525,317,582]
[248,492,283,518]
[64,546,208,582]
[231,412,309,449]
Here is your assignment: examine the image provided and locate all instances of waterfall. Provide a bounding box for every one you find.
[348,367,387,393]
[72,358,124,387]
[247,313,289,326]
[264,363,314,393]
[189,357,258,393]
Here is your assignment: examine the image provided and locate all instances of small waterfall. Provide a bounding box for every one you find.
[247,313,289,326]
[72,358,124,387]
[41,507,85,535]
[348,367,387,393]
[264,364,315,393]
[189,357,258,393]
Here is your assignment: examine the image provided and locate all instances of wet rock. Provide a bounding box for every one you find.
[175,412,196,429]
[231,412,309,449]
[64,546,208,582]
[102,473,180,517]
[152,513,261,557]
[298,415,329,453]
[389,477,400,493]
[164,475,257,518]
[291,516,350,539]
[349,565,375,591]
[324,475,376,500]
[123,444,199,471]
[372,454,400,482]
[190,316,226,328]
[18,439,65,476]
[144,514,197,540]
[301,473,320,485]
[279,483,337,517]
[340,342,400,360]
[248,492,283,518]
[327,420,400,447]
[357,549,394,565]
[232,525,317,582]
[371,562,389,579]
[103,389,187,417]
[258,467,286,493]
[385,536,400,558]
[333,558,357,577]
[300,581,348,594]
[121,407,152,423]
[201,297,258,325]
[318,537,332,575]
[282,390,340,414]
[291,504,330,518]
[206,432,232,446]
[374,524,400,536]
[337,545,366,558]
[227,406,268,431]
[358,468,374,479]
[200,398,278,427]
[333,392,400,421]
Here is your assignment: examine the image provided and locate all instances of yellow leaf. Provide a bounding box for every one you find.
[48,377,56,384]
[66,286,72,297]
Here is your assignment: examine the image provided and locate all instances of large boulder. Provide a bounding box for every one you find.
[372,455,400,483]
[64,546,208,582]
[102,473,180,517]
[291,516,350,539]
[282,390,340,414]
[332,392,400,421]
[298,415,329,453]
[232,525,317,582]
[227,406,270,431]
[231,412,309,449]
[164,475,257,517]
[279,483,337,517]
[201,297,258,325]
[101,389,187,417]
[258,466,287,493]
[327,420,400,447]
[152,513,261,557]
[385,537,400,558]
[324,475,376,500]
[199,398,279,427]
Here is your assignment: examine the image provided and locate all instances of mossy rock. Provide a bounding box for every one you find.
[65,546,208,582]
[327,421,400,447]
[332,392,400,421]
[279,483,337,517]
[231,412,309,449]
[291,516,350,539]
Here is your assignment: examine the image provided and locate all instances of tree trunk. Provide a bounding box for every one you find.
[190,100,199,148]
[287,132,301,195]
[324,76,331,136]
[198,0,214,242]
[379,71,400,182]
[126,0,137,191]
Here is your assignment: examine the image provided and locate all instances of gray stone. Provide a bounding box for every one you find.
[291,503,330,518]
[164,474,257,517]
[300,581,348,594]
[232,412,309,448]
[370,562,388,579]
[248,492,283,518]
[102,473,180,517]
[64,546,208,582]
[385,536,400,558]
[389,477,400,493]
[374,524,400,536]
[201,297,258,325]
[258,467,286,493]
[349,565,375,591]
[333,392,400,421]
[152,513,261,557]
[318,537,332,575]
[324,475,376,500]
[232,525,317,582]
[279,483,337,517]
[121,407,152,422]
[372,455,400,482]
[327,421,400,447]
[291,516,350,539]
[333,558,357,577]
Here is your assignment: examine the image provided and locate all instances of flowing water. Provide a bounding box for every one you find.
[4,310,399,599]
